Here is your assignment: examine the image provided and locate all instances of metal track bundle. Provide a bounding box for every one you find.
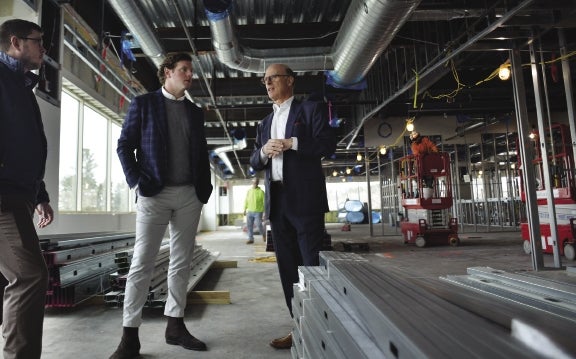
[292,252,555,359]
[41,232,137,308]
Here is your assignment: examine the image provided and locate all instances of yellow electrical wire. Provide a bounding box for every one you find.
[385,49,576,152]
[416,50,576,102]
[476,50,576,86]
[412,69,419,109]
[420,59,467,102]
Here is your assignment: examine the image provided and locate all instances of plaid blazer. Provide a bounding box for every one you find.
[117,89,213,203]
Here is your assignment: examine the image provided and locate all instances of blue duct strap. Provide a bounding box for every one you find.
[325,70,367,90]
[205,8,230,21]
[204,0,233,20]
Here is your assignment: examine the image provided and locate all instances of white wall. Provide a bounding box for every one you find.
[0,0,38,23]
[363,112,571,148]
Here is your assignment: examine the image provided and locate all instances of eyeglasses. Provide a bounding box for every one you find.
[20,37,44,47]
[260,74,290,85]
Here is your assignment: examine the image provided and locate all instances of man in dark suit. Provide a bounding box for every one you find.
[111,52,213,359]
[250,63,336,349]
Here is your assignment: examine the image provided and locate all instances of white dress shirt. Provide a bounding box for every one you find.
[260,97,299,181]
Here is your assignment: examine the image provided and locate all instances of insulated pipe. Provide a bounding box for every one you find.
[204,2,332,73]
[107,0,165,68]
[329,0,421,87]
[204,0,420,87]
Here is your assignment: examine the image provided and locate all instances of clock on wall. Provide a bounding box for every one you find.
[378,121,392,138]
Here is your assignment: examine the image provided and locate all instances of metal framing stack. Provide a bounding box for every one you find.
[104,244,218,307]
[292,252,552,359]
[41,232,136,307]
[40,232,219,308]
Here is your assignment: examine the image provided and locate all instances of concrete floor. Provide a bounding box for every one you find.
[2,223,575,358]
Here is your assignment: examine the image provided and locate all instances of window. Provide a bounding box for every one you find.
[110,124,130,211]
[81,107,108,211]
[58,90,131,212]
[58,92,79,211]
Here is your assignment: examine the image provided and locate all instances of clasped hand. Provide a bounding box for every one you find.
[263,138,292,158]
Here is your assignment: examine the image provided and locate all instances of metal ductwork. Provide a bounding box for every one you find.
[204,3,332,73]
[330,0,421,86]
[213,138,247,174]
[107,0,166,68]
[204,0,421,88]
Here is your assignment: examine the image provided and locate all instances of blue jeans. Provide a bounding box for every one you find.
[246,211,265,240]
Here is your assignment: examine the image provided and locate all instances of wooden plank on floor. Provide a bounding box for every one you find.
[187,290,231,304]
[211,260,238,269]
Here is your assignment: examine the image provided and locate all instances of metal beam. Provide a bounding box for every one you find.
[343,0,535,149]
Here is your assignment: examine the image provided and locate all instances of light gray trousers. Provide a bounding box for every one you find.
[122,185,203,327]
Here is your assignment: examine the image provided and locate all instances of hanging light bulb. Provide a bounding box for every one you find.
[345,167,352,174]
[529,127,538,140]
[332,169,338,177]
[356,153,363,161]
[379,146,387,155]
[498,63,511,81]
[406,118,414,132]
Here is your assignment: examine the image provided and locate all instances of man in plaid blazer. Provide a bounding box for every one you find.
[112,52,213,359]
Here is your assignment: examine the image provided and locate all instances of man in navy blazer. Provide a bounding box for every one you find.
[112,53,213,359]
[250,64,336,349]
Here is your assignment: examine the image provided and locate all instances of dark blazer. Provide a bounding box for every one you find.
[117,89,213,203]
[0,61,49,205]
[250,99,336,217]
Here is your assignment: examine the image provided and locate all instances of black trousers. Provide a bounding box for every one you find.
[268,182,324,316]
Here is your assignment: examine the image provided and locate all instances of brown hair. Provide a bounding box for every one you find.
[157,52,193,84]
[0,19,43,52]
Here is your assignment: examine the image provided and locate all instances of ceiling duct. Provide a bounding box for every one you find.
[204,0,421,88]
[329,0,421,87]
[213,138,247,175]
[203,2,332,73]
[107,0,166,68]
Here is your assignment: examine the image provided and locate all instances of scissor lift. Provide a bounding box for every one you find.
[519,124,576,260]
[398,152,459,247]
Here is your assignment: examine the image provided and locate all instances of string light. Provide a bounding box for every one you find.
[356,153,363,161]
[529,126,538,140]
[406,118,414,132]
[379,146,387,155]
[345,167,352,174]
[332,169,338,177]
[498,63,511,80]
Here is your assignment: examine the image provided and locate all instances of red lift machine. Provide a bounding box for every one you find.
[398,152,459,247]
[519,124,576,260]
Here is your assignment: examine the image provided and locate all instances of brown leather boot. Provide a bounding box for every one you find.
[109,327,141,359]
[270,332,292,349]
[165,316,207,351]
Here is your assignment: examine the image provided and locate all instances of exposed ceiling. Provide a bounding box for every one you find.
[65,0,576,179]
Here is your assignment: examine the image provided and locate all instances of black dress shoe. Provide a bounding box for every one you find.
[166,332,207,351]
